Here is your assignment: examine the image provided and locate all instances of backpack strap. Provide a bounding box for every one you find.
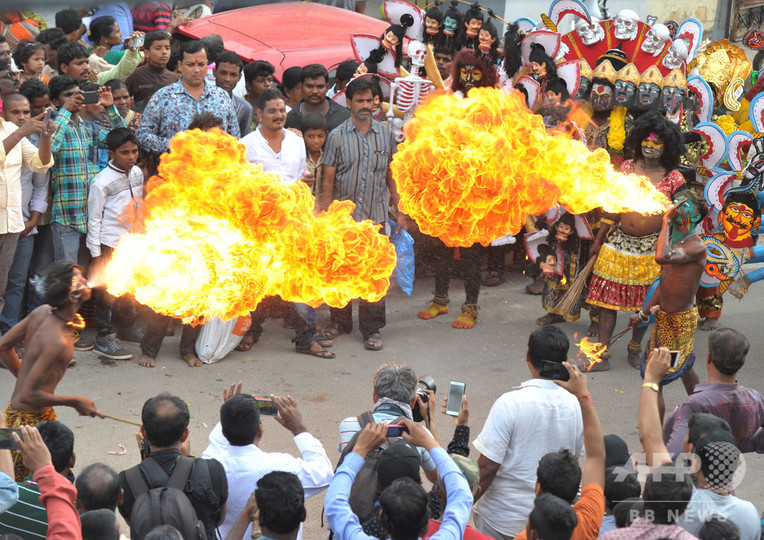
[126,457,171,501]
[336,411,376,469]
[167,456,195,491]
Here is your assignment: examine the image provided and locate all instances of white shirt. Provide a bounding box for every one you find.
[202,422,333,540]
[240,128,307,184]
[86,162,143,257]
[0,119,53,234]
[677,487,760,540]
[472,378,584,537]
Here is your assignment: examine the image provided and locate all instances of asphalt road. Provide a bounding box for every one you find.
[3,267,764,538]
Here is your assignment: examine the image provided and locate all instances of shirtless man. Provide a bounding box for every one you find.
[0,260,103,480]
[629,189,708,419]
[586,111,685,370]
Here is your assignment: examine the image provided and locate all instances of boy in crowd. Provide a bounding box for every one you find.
[301,113,327,200]
[243,60,274,130]
[213,51,252,137]
[86,128,143,360]
[125,30,179,112]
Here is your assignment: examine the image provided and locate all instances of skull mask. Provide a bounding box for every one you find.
[641,23,670,56]
[408,41,427,68]
[575,17,604,46]
[613,9,639,41]
[662,40,689,70]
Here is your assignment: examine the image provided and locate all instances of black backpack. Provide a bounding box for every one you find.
[126,456,218,540]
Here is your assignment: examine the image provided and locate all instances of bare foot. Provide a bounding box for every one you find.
[138,355,156,368]
[182,353,203,367]
[536,313,565,326]
[586,320,599,338]
[699,317,719,331]
[627,350,642,370]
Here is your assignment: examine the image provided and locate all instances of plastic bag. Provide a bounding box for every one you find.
[195,315,252,364]
[388,218,415,295]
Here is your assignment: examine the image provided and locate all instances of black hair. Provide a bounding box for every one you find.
[220,394,260,446]
[57,42,89,68]
[13,40,46,71]
[257,88,285,111]
[2,92,27,105]
[672,184,709,221]
[369,76,383,100]
[379,477,429,540]
[529,43,558,79]
[215,50,244,73]
[613,497,643,528]
[536,449,581,503]
[55,9,82,35]
[368,14,413,69]
[546,77,570,101]
[244,60,276,84]
[34,259,83,308]
[19,78,51,101]
[604,466,641,510]
[36,28,68,51]
[168,51,181,72]
[255,472,305,535]
[336,59,359,82]
[478,12,500,63]
[528,493,578,540]
[643,463,694,524]
[528,325,569,369]
[200,34,225,64]
[345,76,376,102]
[722,190,761,222]
[695,429,740,488]
[623,110,684,172]
[88,16,118,46]
[300,63,328,84]
[698,516,741,540]
[144,525,184,540]
[106,127,138,151]
[502,22,524,80]
[103,78,127,93]
[433,44,454,58]
[37,421,75,474]
[141,394,190,448]
[76,463,121,512]
[187,112,224,131]
[179,40,206,63]
[280,66,302,92]
[425,4,443,23]
[144,31,171,51]
[443,0,461,31]
[708,328,750,376]
[687,413,731,449]
[80,509,119,540]
[301,112,327,133]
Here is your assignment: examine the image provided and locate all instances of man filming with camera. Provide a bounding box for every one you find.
[337,362,438,483]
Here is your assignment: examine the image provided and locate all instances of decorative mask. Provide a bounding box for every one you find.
[641,132,665,159]
[590,83,614,112]
[465,17,482,37]
[555,222,574,242]
[613,64,639,107]
[444,16,458,36]
[720,200,759,242]
[575,17,604,46]
[641,23,670,56]
[613,9,640,41]
[637,65,663,110]
[382,30,400,52]
[478,28,495,51]
[425,16,442,35]
[660,68,687,116]
[576,77,591,100]
[662,39,690,70]
[540,253,557,275]
[460,64,483,89]
[408,40,427,68]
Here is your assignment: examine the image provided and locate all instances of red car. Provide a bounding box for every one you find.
[175,2,389,79]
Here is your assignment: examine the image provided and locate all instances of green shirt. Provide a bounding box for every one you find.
[0,478,48,539]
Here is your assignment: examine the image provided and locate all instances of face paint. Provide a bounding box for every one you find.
[460,64,483,89]
[444,16,458,36]
[590,84,613,112]
[721,202,757,241]
[672,196,697,236]
[614,80,637,107]
[641,133,665,160]
[70,268,88,300]
[637,82,661,109]
[660,86,685,115]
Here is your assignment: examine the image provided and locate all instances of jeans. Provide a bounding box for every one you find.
[140,308,201,359]
[51,222,82,262]
[0,234,34,333]
[0,233,20,323]
[329,297,386,338]
[28,224,54,311]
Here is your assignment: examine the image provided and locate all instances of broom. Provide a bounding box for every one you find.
[553,255,597,316]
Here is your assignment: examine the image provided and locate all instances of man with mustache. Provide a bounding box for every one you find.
[285,64,349,134]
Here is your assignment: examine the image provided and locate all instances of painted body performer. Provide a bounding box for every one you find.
[586,111,686,370]
[417,48,497,329]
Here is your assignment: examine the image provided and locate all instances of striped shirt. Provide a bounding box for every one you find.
[131,1,172,32]
[49,106,127,234]
[323,118,395,224]
[0,479,48,539]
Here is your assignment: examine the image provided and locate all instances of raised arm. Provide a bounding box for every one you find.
[639,348,673,467]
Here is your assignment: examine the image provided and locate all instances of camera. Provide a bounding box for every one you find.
[413,375,436,422]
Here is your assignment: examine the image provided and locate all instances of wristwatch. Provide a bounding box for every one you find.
[641,382,660,392]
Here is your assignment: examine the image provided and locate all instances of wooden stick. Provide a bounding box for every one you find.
[607,327,632,347]
[102,413,141,427]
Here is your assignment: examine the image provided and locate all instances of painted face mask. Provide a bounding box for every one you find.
[614,80,637,107]
[444,16,458,36]
[641,133,665,159]
[637,82,661,109]
[465,17,482,37]
[382,30,399,52]
[660,85,685,115]
[460,64,483,89]
[721,202,758,241]
[478,29,495,51]
[590,84,614,112]
[555,223,574,242]
[575,77,591,100]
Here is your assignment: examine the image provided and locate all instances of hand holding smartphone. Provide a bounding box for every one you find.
[254,397,279,417]
[540,360,570,381]
[445,381,466,416]
[0,428,20,450]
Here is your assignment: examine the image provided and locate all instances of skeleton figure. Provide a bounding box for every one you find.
[387,41,433,142]
[662,39,689,70]
[613,9,639,41]
[641,23,670,56]
[575,17,604,46]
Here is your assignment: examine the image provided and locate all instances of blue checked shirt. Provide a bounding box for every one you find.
[137,79,240,153]
[49,106,126,234]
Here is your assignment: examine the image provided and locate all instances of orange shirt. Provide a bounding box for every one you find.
[514,484,606,540]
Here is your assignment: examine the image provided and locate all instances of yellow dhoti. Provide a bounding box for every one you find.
[5,405,57,480]
[640,307,698,385]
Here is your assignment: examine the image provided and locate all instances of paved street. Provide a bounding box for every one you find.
[3,267,764,538]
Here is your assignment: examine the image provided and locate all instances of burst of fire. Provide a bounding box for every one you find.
[575,333,608,370]
[392,87,671,247]
[102,129,397,323]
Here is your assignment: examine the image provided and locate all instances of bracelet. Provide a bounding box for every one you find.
[641,382,660,393]
[578,393,593,404]
[638,310,649,323]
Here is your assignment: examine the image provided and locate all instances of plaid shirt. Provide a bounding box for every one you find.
[49,106,126,233]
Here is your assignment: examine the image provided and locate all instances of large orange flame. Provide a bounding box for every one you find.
[392,88,671,247]
[102,129,396,323]
[575,333,608,370]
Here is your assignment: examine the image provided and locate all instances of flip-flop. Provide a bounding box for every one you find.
[482,271,507,287]
[296,342,335,359]
[318,323,348,341]
[364,332,383,351]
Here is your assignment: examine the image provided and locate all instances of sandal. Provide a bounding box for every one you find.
[318,323,348,341]
[235,333,257,352]
[314,333,333,348]
[364,332,383,351]
[482,271,507,287]
[296,341,335,359]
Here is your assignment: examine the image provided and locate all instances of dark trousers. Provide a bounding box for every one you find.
[91,245,136,337]
[330,297,385,338]
[431,239,482,305]
[140,309,201,358]
[485,244,507,274]
[250,297,316,347]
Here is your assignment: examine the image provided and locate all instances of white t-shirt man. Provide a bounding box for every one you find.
[677,487,760,540]
[472,378,584,538]
[240,127,307,184]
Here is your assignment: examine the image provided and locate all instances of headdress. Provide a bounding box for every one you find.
[579,59,593,80]
[592,60,617,85]
[661,68,687,89]
[639,65,663,87]
[689,39,751,111]
[615,63,640,86]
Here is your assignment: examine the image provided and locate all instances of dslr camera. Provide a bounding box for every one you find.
[413,376,436,422]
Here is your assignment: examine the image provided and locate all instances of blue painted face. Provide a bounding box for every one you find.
[444,16,458,36]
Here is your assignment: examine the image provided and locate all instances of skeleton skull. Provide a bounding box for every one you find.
[408,40,427,68]
[613,9,640,41]
[641,23,670,56]
[662,39,690,70]
[575,17,604,46]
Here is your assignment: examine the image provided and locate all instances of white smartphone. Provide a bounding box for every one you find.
[669,350,681,369]
[445,381,466,416]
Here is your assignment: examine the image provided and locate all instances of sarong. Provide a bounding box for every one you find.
[640,307,698,385]
[586,225,660,311]
[5,404,57,481]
